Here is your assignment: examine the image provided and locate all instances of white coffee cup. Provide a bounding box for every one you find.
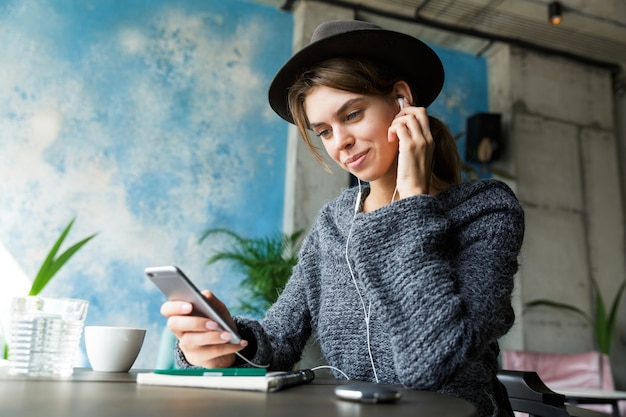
[84,326,146,372]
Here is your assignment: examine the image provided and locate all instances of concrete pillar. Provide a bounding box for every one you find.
[488,43,626,387]
[280,0,354,373]
[282,1,353,236]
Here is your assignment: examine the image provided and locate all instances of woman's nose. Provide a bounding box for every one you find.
[333,126,354,150]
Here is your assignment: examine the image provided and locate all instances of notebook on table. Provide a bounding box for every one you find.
[136,368,315,392]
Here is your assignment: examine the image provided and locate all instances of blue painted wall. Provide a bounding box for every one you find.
[0,0,293,368]
[431,46,489,141]
[0,1,487,368]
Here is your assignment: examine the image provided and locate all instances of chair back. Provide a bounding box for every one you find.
[498,370,569,417]
[498,370,612,417]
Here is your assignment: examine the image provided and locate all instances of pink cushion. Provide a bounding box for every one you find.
[502,350,614,390]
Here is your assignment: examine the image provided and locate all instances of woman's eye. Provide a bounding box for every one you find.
[317,128,331,139]
[346,110,362,121]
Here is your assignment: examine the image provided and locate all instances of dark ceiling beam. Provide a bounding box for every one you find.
[279,0,620,74]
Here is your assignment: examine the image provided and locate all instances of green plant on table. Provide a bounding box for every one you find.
[2,217,97,359]
[525,278,626,355]
[200,228,304,317]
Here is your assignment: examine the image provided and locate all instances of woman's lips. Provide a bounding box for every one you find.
[344,151,369,170]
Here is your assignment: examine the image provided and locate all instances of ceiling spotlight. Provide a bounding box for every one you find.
[548,1,563,25]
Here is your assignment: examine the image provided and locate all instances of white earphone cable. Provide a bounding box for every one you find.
[235,178,379,375]
[311,365,350,380]
[235,351,269,368]
[345,179,379,383]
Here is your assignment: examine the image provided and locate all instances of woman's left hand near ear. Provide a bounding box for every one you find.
[388,102,435,198]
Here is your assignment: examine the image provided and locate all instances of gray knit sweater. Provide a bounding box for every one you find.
[176,179,524,417]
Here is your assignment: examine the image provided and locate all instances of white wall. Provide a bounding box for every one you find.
[491,44,625,388]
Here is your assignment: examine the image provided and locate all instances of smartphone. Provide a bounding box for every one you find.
[145,265,242,344]
[334,384,402,403]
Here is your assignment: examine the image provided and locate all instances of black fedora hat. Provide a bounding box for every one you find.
[268,20,444,124]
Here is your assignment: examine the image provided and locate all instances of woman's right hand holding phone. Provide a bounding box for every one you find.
[160,290,248,369]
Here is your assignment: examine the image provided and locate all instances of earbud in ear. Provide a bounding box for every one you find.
[397,97,404,110]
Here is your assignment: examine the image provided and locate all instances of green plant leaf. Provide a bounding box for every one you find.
[200,228,304,315]
[525,299,592,325]
[525,277,626,355]
[28,218,98,296]
[590,279,609,354]
[604,279,626,354]
[29,217,76,295]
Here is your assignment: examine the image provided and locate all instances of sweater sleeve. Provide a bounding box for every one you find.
[348,179,524,390]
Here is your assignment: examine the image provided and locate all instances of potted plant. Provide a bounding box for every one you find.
[2,217,97,359]
[525,277,626,355]
[200,228,304,317]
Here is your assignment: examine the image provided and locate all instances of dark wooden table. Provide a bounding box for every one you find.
[0,368,478,417]
[555,387,626,417]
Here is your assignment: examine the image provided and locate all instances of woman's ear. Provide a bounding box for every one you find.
[394,81,414,106]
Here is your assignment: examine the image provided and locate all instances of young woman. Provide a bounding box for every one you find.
[161,20,524,417]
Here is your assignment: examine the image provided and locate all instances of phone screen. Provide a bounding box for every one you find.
[145,265,242,344]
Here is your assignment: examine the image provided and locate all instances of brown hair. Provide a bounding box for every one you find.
[287,58,461,186]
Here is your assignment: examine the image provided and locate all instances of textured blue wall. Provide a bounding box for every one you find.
[432,46,488,136]
[0,1,487,369]
[0,0,293,368]
[430,45,489,167]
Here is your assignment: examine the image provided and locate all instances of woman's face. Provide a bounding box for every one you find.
[304,86,399,183]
